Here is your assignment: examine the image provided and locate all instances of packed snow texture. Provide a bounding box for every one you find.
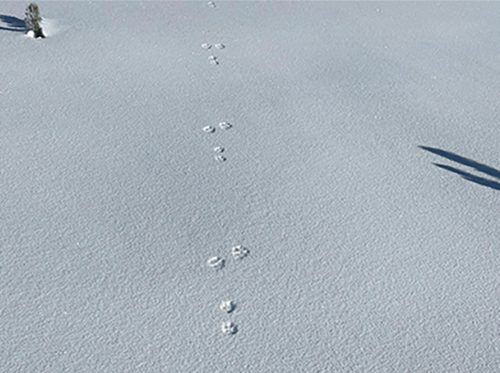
[2,1,500,372]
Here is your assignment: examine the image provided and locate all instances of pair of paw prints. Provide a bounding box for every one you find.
[202,121,232,134]
[220,300,237,335]
[206,264,239,335]
[201,43,225,51]
[208,55,219,65]
[213,146,226,162]
[202,122,233,162]
[206,246,250,270]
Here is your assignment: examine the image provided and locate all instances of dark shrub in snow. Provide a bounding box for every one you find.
[25,3,45,38]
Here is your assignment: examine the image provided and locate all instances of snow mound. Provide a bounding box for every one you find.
[39,18,61,37]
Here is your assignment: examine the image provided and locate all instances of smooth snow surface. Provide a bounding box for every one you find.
[2,1,500,372]
[39,18,61,37]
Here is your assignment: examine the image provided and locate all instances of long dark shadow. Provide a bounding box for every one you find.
[420,146,500,191]
[0,15,25,32]
[434,163,500,191]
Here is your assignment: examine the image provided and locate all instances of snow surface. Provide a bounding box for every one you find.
[2,1,500,372]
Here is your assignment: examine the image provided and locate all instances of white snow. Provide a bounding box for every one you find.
[39,18,60,37]
[2,1,500,372]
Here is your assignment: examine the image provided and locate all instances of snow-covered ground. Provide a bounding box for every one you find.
[2,1,500,371]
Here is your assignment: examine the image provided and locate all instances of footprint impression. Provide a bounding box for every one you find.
[206,246,250,335]
[202,121,233,162]
[200,2,249,337]
[201,43,226,65]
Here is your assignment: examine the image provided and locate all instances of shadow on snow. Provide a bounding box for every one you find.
[0,14,25,32]
[419,146,500,191]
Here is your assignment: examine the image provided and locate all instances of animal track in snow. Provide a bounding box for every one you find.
[214,146,224,153]
[231,246,249,260]
[202,43,224,50]
[207,256,225,270]
[208,55,219,65]
[221,321,238,335]
[202,126,215,133]
[215,155,227,162]
[218,122,232,130]
[220,300,235,313]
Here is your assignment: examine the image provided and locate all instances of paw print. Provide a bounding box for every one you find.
[231,245,249,260]
[218,121,232,130]
[220,300,235,313]
[208,55,219,65]
[207,256,225,270]
[221,321,238,335]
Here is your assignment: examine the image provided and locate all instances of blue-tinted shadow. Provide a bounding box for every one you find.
[420,146,500,191]
[0,15,25,33]
[433,163,500,191]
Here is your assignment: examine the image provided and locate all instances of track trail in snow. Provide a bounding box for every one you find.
[198,1,252,337]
